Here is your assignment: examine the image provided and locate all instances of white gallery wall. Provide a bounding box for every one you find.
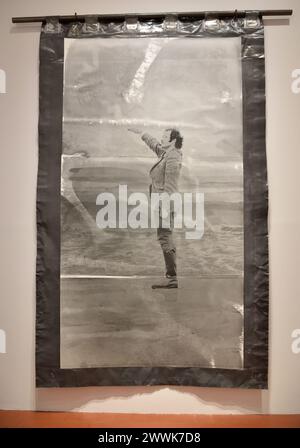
[0,0,299,413]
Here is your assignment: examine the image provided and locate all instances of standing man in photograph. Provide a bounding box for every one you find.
[128,127,183,289]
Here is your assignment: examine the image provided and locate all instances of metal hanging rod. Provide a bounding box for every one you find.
[12,10,293,24]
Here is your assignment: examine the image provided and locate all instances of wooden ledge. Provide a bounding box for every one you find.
[0,411,299,428]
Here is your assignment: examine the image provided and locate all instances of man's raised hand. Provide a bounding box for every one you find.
[128,127,142,135]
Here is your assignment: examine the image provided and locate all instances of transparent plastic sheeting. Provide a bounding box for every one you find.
[36,14,269,388]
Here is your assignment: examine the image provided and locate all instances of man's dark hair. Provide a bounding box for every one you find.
[167,128,183,149]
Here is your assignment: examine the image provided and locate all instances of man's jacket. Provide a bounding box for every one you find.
[142,133,182,195]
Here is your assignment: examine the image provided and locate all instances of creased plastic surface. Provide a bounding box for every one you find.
[36,14,268,388]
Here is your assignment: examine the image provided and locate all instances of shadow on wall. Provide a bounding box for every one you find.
[263,18,290,26]
[36,387,263,414]
[10,23,42,34]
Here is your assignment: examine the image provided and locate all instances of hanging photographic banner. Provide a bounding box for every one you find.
[36,13,268,388]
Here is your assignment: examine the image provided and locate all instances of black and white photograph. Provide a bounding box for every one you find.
[9,0,300,430]
[60,36,244,370]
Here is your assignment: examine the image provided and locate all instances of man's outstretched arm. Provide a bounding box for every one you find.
[128,128,165,158]
[141,133,165,158]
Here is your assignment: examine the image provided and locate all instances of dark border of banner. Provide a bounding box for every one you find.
[36,27,268,388]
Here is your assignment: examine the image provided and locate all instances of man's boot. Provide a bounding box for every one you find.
[152,250,178,289]
[151,276,178,289]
